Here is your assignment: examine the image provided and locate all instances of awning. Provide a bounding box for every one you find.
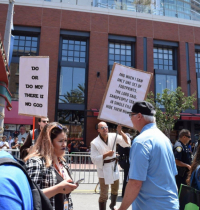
[91,109,99,117]
[180,113,200,121]
[4,101,33,124]
[0,82,12,110]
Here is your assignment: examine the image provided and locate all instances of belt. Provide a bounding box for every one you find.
[104,158,118,172]
[104,158,116,164]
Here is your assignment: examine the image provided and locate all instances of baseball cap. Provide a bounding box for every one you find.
[128,101,156,116]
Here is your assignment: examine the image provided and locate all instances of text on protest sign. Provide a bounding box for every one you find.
[18,56,49,118]
[98,63,153,128]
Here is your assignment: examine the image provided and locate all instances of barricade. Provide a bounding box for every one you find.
[0,150,124,184]
[0,148,20,158]
[65,152,124,184]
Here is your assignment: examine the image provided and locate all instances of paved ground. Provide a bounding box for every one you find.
[72,183,132,210]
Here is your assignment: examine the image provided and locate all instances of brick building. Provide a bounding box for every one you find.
[1,0,200,144]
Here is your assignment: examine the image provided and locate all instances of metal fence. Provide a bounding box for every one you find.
[0,150,124,184]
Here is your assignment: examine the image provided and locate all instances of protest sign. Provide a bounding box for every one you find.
[18,56,49,118]
[98,63,153,128]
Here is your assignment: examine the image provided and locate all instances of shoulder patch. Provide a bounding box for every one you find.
[176,146,182,152]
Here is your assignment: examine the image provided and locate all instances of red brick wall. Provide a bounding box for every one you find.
[0,4,8,40]
[1,3,200,143]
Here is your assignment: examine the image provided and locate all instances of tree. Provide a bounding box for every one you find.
[132,0,151,12]
[59,83,85,104]
[146,87,196,138]
[58,83,85,123]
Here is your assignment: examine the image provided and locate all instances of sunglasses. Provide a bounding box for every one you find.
[185,135,191,138]
[129,113,138,118]
[42,120,49,123]
[56,124,63,130]
[100,126,108,130]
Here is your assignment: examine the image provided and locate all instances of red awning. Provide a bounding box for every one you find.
[180,113,200,121]
[4,101,33,125]
[91,109,99,117]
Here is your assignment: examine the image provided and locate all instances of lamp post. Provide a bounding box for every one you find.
[0,0,14,140]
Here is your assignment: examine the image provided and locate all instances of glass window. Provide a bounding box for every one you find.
[154,46,174,70]
[62,39,87,63]
[196,51,200,73]
[197,78,200,110]
[108,41,132,75]
[13,36,38,57]
[59,67,85,104]
[57,110,84,139]
[10,33,39,101]
[156,74,177,95]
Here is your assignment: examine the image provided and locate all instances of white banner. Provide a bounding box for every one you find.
[98,63,153,128]
[18,56,49,118]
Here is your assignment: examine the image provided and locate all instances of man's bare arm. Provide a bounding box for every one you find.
[116,179,142,210]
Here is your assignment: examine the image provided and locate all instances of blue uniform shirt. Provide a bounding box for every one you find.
[129,123,179,210]
[0,151,33,210]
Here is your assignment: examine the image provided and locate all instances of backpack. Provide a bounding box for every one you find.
[0,157,53,210]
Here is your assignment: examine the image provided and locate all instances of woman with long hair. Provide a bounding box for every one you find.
[24,122,77,210]
[186,143,200,190]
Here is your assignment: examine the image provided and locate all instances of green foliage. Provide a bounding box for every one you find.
[147,87,196,137]
[59,83,85,104]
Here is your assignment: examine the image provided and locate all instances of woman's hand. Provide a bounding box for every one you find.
[58,180,77,194]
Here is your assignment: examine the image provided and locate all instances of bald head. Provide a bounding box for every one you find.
[98,122,108,138]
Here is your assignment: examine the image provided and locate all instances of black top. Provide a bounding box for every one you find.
[79,144,87,152]
[173,140,191,165]
[99,134,108,145]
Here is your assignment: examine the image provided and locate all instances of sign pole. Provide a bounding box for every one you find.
[112,124,119,151]
[32,117,35,145]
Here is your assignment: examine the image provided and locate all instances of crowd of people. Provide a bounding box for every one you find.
[1,101,200,210]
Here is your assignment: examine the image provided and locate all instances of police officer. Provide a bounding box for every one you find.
[173,129,191,191]
[117,143,130,197]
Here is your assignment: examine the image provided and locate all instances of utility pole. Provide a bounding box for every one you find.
[0,0,14,140]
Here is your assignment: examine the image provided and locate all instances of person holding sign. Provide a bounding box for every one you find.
[20,117,49,159]
[90,122,130,210]
[115,101,179,210]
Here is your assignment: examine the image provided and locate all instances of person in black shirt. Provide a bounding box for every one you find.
[79,140,87,152]
[173,129,191,191]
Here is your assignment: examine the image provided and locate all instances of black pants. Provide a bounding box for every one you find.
[122,163,130,197]
[175,174,187,192]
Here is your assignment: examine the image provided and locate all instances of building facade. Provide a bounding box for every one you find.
[1,0,200,144]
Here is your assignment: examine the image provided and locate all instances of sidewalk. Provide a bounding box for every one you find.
[72,183,131,210]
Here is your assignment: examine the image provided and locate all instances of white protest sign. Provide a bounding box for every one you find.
[18,56,49,118]
[98,63,153,128]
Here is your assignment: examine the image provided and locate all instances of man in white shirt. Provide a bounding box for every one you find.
[0,135,9,150]
[91,122,130,210]
[17,126,28,143]
[7,136,14,148]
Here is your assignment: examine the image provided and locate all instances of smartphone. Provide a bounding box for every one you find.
[75,178,84,184]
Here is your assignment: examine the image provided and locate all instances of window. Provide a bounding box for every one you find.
[154,42,178,97]
[197,78,200,110]
[62,40,86,63]
[57,110,84,140]
[196,48,200,111]
[57,32,89,141]
[59,37,88,105]
[153,47,173,70]
[9,27,40,101]
[108,36,135,77]
[13,36,38,57]
[195,51,200,73]
[59,67,85,104]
